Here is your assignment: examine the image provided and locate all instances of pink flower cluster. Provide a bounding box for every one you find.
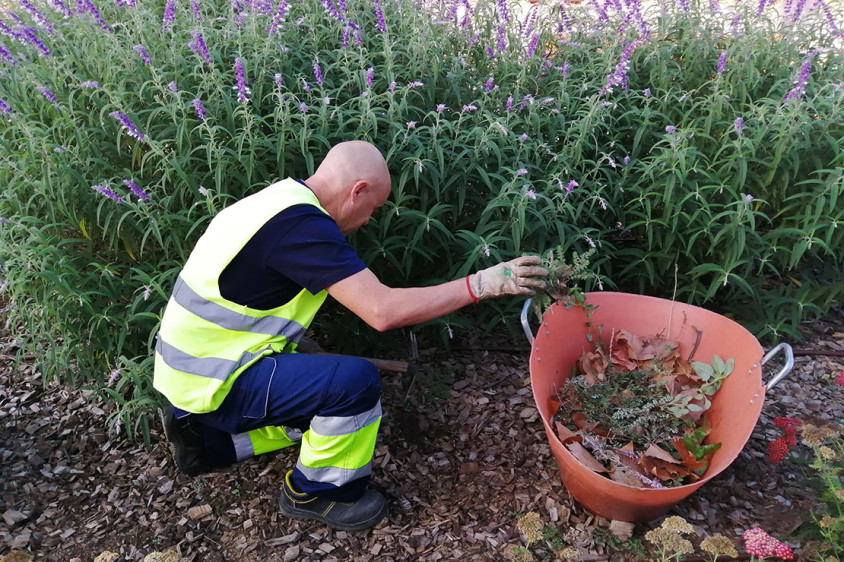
[742,528,794,560]
[767,417,801,463]
[838,371,843,387]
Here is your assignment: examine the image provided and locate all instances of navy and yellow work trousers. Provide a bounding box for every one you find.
[179,353,381,502]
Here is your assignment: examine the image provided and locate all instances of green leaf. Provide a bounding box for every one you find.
[692,361,714,382]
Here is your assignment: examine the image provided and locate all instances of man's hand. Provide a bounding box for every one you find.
[468,256,549,300]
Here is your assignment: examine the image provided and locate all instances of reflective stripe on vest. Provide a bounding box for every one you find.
[153,179,330,413]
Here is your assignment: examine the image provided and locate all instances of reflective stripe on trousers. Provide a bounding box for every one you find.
[295,401,382,487]
[229,401,382,488]
[232,425,304,460]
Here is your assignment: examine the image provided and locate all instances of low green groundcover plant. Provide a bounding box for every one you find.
[0,0,841,439]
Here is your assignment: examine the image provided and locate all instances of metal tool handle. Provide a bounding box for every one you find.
[520,298,534,345]
[761,342,794,391]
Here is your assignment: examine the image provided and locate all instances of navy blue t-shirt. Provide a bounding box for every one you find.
[219,199,366,310]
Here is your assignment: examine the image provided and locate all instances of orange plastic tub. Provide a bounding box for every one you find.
[523,292,792,523]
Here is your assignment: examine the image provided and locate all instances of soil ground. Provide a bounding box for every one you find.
[1,306,842,561]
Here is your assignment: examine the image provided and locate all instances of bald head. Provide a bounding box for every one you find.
[305,141,392,234]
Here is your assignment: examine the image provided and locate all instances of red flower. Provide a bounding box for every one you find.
[767,437,790,463]
[743,528,794,560]
[838,371,844,387]
[773,417,802,434]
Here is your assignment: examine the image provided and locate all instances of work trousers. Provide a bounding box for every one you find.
[184,353,381,502]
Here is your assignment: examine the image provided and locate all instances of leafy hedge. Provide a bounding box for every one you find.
[0,0,841,437]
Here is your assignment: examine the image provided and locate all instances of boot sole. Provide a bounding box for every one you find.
[279,499,388,532]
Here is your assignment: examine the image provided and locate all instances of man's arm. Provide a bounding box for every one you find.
[326,268,473,332]
[326,256,549,332]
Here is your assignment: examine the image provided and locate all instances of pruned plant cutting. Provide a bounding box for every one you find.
[552,328,734,488]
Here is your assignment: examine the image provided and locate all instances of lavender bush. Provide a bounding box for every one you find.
[0,0,841,439]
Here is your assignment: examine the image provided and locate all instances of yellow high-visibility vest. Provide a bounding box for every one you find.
[153,179,329,412]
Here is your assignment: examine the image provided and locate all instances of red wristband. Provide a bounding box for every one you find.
[466,275,480,303]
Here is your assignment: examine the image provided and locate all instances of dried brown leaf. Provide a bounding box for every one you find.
[644,443,680,464]
[565,441,609,473]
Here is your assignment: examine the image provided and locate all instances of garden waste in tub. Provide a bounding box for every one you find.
[552,327,732,489]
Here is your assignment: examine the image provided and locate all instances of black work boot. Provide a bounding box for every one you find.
[159,406,210,476]
[279,471,388,531]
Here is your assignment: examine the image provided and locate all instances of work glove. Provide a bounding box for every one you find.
[467,255,549,301]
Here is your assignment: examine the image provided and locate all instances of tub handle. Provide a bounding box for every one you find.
[761,342,794,391]
[520,298,534,345]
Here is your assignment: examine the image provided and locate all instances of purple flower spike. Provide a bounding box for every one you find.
[189,31,213,65]
[623,155,631,166]
[496,0,510,23]
[485,77,494,92]
[162,0,176,31]
[516,168,528,176]
[565,180,577,194]
[526,32,539,60]
[678,0,690,11]
[496,24,507,52]
[436,103,445,114]
[18,26,51,56]
[267,0,289,35]
[274,73,283,88]
[133,44,151,64]
[784,50,818,103]
[505,95,513,112]
[75,0,110,31]
[21,0,54,35]
[0,43,18,66]
[299,102,308,113]
[313,60,323,86]
[665,125,677,134]
[0,99,11,115]
[717,50,727,74]
[37,86,57,103]
[730,12,742,36]
[50,0,74,18]
[817,0,844,37]
[168,81,179,94]
[190,0,202,22]
[234,57,250,103]
[562,61,570,76]
[461,104,477,113]
[374,0,386,32]
[600,40,642,96]
[408,81,423,89]
[109,111,144,140]
[123,179,150,201]
[91,184,124,203]
[193,97,206,119]
[366,67,374,88]
[300,77,311,94]
[734,116,744,136]
[80,81,101,88]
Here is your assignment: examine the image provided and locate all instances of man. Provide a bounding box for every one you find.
[154,140,548,531]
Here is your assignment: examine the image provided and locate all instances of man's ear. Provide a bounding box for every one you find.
[351,180,369,201]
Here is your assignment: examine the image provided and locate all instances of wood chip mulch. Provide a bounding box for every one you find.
[1,306,842,561]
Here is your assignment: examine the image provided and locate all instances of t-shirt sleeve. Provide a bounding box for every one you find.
[265,205,367,295]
